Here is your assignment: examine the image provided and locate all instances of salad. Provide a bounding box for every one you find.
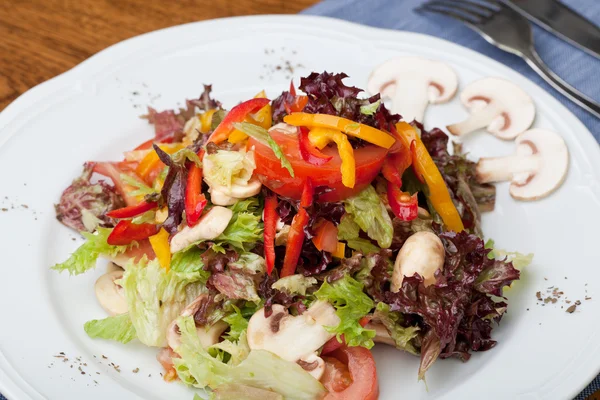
[53,71,530,399]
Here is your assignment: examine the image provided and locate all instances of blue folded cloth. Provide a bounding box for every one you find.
[303,0,600,142]
[302,1,600,399]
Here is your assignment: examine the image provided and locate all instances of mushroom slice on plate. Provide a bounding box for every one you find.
[367,56,458,123]
[95,270,127,316]
[166,293,229,350]
[476,129,569,201]
[447,77,535,140]
[246,300,340,380]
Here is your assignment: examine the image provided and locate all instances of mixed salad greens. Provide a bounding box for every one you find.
[53,72,530,399]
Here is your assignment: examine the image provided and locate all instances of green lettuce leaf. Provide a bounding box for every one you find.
[272,275,317,296]
[209,331,250,366]
[343,186,393,248]
[210,384,284,400]
[83,313,137,344]
[120,174,157,197]
[52,228,130,275]
[121,257,204,347]
[485,239,533,270]
[204,149,255,189]
[359,100,381,116]
[373,303,419,355]
[171,247,210,276]
[314,275,375,348]
[213,199,263,253]
[174,316,325,399]
[233,122,295,177]
[337,214,381,254]
[228,253,265,275]
[222,305,249,341]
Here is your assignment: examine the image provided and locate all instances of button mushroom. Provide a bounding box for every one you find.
[246,300,340,380]
[167,293,228,350]
[475,128,569,201]
[95,270,127,315]
[447,77,535,140]
[106,262,123,274]
[367,57,458,123]
[170,206,233,253]
[391,231,445,292]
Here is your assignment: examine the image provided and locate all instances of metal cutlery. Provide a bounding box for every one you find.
[417,0,600,119]
[505,0,600,60]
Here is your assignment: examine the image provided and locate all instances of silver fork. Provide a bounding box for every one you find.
[416,0,600,119]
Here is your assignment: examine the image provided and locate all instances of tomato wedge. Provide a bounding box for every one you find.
[321,346,379,400]
[250,129,387,202]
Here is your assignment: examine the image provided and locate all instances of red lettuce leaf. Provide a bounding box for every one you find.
[154,144,187,235]
[55,162,125,232]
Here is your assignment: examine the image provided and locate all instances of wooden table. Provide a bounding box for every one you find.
[0,0,319,111]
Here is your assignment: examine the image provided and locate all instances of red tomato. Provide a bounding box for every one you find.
[250,129,388,202]
[321,346,379,400]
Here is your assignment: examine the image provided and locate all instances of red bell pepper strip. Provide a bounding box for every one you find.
[387,182,418,221]
[321,316,371,355]
[107,220,159,245]
[185,163,208,227]
[207,98,271,144]
[263,193,278,275]
[281,178,314,277]
[381,148,412,188]
[298,127,332,166]
[107,200,158,219]
[289,80,297,97]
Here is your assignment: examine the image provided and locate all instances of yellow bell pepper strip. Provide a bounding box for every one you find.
[149,228,171,272]
[283,112,396,149]
[308,127,356,188]
[332,242,346,259]
[199,109,217,133]
[393,122,464,232]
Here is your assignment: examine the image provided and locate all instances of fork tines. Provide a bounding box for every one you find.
[417,0,502,25]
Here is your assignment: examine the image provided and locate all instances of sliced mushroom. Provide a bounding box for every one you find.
[391,231,445,292]
[203,156,262,205]
[269,122,298,135]
[367,57,458,123]
[170,206,233,253]
[297,352,326,380]
[95,270,127,315]
[475,129,569,200]
[246,300,340,380]
[365,322,396,347]
[106,262,123,274]
[167,294,228,350]
[447,77,535,140]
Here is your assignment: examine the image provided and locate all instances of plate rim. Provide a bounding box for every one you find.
[0,14,598,400]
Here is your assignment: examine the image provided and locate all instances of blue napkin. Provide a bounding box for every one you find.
[301,1,600,399]
[303,0,600,141]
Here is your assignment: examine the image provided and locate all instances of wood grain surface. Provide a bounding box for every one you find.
[0,0,319,111]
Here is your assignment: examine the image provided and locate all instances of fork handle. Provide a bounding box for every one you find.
[522,48,600,119]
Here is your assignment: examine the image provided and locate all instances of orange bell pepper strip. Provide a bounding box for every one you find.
[308,128,355,188]
[393,122,464,232]
[283,113,396,149]
[135,144,184,182]
[149,228,171,272]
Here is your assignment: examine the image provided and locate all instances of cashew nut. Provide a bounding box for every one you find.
[170,206,233,253]
[391,231,445,292]
[95,270,127,315]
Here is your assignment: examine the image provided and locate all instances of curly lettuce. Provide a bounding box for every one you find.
[212,199,263,253]
[52,228,131,275]
[173,316,325,399]
[343,186,393,248]
[121,257,204,347]
[337,214,381,254]
[83,313,137,344]
[314,275,375,348]
[204,149,255,189]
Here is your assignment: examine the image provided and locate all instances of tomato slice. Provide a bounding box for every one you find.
[250,129,387,202]
[321,346,379,400]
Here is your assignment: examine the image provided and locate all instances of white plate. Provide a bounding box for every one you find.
[1,15,599,400]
